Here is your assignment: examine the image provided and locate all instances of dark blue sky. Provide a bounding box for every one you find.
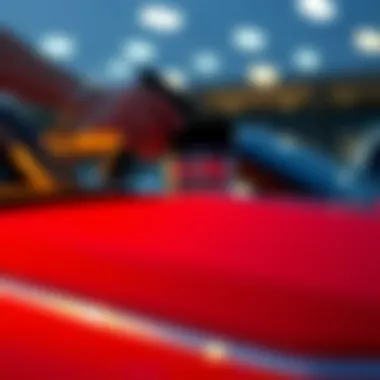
[2,0,380,87]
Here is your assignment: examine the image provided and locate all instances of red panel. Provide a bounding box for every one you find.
[88,88,183,157]
[0,195,379,357]
[1,296,292,380]
[0,29,78,107]
[0,30,182,159]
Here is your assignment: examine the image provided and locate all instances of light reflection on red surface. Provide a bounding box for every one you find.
[0,194,380,379]
[1,283,291,380]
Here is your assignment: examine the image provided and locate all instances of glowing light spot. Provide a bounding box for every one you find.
[122,39,157,64]
[353,26,380,56]
[37,31,77,61]
[292,47,322,72]
[202,341,229,362]
[295,0,338,24]
[246,63,281,88]
[192,51,221,76]
[231,25,268,52]
[162,67,188,90]
[137,4,186,34]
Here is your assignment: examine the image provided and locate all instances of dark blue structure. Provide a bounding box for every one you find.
[0,106,40,182]
[235,124,380,203]
[0,105,49,165]
[1,105,379,201]
[0,106,71,184]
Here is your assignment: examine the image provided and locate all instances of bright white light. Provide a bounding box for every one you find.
[192,51,221,76]
[292,47,322,72]
[295,0,338,24]
[37,31,77,61]
[162,67,188,90]
[137,4,185,34]
[122,39,157,64]
[246,63,281,88]
[353,26,380,56]
[231,25,268,53]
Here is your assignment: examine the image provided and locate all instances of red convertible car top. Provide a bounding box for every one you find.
[1,194,380,379]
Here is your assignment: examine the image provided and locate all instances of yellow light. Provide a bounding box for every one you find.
[202,341,229,363]
[246,63,281,88]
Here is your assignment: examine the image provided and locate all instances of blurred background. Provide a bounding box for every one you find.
[2,5,380,377]
[1,0,380,198]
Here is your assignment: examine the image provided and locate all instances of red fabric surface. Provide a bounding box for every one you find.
[83,87,183,157]
[0,195,380,357]
[1,296,291,380]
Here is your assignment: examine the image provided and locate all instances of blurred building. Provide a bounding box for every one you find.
[197,72,380,162]
[3,70,380,195]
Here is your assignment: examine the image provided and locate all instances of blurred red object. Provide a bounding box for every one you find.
[0,195,379,360]
[0,29,183,159]
[1,294,294,380]
[78,87,183,158]
[174,155,232,190]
